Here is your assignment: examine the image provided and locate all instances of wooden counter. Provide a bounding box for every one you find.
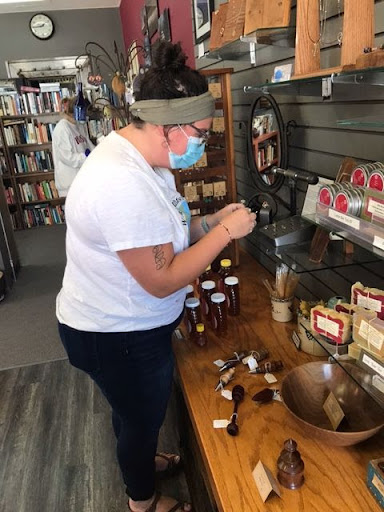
[172,250,384,512]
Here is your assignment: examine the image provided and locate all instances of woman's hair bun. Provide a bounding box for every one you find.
[152,41,187,71]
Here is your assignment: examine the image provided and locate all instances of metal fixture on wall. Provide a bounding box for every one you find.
[74,40,150,123]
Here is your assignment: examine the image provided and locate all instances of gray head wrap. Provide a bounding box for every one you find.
[130,91,215,125]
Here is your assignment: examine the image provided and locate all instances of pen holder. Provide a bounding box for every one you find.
[271,296,294,323]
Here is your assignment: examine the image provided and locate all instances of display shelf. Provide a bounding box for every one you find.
[8,142,52,149]
[244,66,384,98]
[15,171,54,178]
[337,116,384,129]
[207,27,295,63]
[302,207,384,261]
[300,321,384,408]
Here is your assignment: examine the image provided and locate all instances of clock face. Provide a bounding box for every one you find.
[30,13,54,40]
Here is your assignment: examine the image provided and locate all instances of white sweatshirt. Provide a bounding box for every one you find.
[52,118,95,197]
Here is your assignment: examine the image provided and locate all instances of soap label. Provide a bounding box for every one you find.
[317,316,340,337]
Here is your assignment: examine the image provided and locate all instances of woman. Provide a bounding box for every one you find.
[57,42,256,512]
[52,96,94,197]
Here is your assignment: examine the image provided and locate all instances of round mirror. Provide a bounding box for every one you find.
[247,94,287,193]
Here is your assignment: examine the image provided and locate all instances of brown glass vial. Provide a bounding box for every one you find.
[251,360,284,373]
[185,297,202,336]
[193,323,208,347]
[224,276,240,316]
[217,259,232,293]
[211,292,228,334]
[277,439,305,490]
[201,280,216,323]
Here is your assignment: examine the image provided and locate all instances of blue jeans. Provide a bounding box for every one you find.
[58,315,181,501]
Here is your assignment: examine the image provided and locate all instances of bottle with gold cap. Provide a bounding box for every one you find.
[193,323,208,347]
[217,259,232,293]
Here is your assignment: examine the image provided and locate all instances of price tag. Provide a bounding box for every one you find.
[213,359,225,368]
[212,117,225,133]
[373,236,384,251]
[247,356,258,371]
[208,82,222,99]
[213,419,230,429]
[252,460,281,503]
[221,389,233,400]
[264,373,277,384]
[323,391,345,430]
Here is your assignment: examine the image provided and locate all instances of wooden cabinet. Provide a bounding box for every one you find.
[172,68,239,266]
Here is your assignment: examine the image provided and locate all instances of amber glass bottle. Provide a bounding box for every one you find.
[217,259,232,293]
[224,276,240,316]
[211,292,228,334]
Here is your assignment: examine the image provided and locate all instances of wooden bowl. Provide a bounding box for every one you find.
[281,362,384,446]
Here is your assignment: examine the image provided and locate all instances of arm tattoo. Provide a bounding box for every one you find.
[153,245,166,270]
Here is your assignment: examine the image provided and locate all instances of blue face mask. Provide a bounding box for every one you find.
[168,128,205,169]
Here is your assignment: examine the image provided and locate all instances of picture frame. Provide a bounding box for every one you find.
[145,0,159,39]
[193,0,214,44]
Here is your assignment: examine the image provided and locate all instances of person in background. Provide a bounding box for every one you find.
[52,96,94,197]
[57,41,256,512]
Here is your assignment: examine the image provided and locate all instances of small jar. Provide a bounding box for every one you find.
[211,292,228,334]
[224,276,240,316]
[201,280,216,322]
[185,297,202,336]
[186,284,195,300]
[367,169,384,192]
[217,259,232,293]
[193,323,208,347]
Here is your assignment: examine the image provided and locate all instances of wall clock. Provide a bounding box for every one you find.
[29,13,55,40]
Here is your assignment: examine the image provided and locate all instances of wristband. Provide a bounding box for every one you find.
[201,215,210,233]
[218,222,232,244]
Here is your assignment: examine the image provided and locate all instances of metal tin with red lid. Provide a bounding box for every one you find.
[334,189,362,216]
[318,185,335,206]
[367,169,384,192]
[351,166,369,186]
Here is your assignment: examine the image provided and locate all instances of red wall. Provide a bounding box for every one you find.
[119,0,195,68]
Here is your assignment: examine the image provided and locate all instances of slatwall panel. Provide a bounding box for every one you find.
[192,0,384,299]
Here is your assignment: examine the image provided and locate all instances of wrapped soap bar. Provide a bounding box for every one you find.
[351,282,384,320]
[352,310,377,349]
[368,317,384,358]
[311,306,352,344]
[334,303,365,315]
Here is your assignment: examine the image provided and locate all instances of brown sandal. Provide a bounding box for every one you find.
[128,491,192,512]
[155,452,182,479]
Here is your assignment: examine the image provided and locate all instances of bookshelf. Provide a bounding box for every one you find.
[172,68,239,266]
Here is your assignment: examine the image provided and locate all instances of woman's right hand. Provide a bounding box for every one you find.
[219,207,257,240]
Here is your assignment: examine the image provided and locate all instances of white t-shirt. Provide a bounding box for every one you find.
[52,118,95,197]
[56,131,191,332]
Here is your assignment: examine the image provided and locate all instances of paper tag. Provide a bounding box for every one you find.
[369,326,384,351]
[248,356,258,371]
[329,209,360,230]
[362,353,384,378]
[368,198,384,219]
[221,389,233,401]
[214,359,225,368]
[323,392,345,430]
[373,236,384,251]
[242,355,252,364]
[359,319,370,340]
[264,373,278,384]
[372,474,384,496]
[273,390,283,402]
[213,419,230,429]
[173,328,185,340]
[252,460,281,503]
[212,116,225,133]
[208,82,222,99]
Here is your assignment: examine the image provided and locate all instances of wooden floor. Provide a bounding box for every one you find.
[0,359,190,512]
